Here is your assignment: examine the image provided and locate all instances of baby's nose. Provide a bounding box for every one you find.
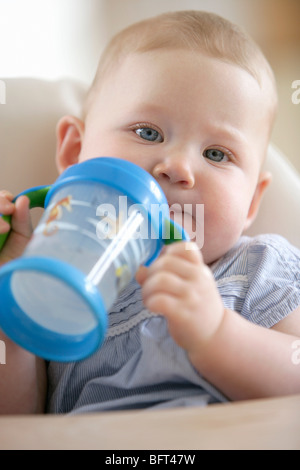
[152,158,195,188]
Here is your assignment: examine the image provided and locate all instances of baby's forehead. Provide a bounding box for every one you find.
[89,49,275,139]
[104,48,274,97]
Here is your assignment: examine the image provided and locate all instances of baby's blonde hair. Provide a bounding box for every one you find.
[84,10,277,130]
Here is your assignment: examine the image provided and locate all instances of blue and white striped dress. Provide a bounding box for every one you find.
[47,234,300,414]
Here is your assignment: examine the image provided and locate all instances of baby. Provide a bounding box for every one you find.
[1,10,300,414]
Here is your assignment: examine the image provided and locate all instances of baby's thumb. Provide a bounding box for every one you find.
[11,196,33,238]
[135,265,149,285]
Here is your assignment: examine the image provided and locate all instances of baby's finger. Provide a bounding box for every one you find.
[135,265,149,285]
[141,270,187,304]
[11,196,32,238]
[0,216,11,234]
[0,190,14,201]
[163,241,202,262]
[0,193,14,234]
[147,254,201,282]
[0,194,14,215]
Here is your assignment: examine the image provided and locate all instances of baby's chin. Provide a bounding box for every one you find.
[168,208,238,264]
[203,234,242,266]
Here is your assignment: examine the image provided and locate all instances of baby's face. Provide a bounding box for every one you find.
[79,50,271,264]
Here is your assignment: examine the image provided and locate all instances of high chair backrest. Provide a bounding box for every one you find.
[245,144,300,249]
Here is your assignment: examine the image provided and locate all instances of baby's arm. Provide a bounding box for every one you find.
[0,191,47,414]
[137,242,300,401]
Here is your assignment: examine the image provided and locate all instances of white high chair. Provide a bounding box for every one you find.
[1,77,300,249]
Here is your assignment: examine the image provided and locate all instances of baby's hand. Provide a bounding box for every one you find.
[0,190,32,265]
[136,241,225,356]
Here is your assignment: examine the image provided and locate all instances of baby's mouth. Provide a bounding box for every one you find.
[167,201,204,245]
[168,203,195,237]
[168,202,194,218]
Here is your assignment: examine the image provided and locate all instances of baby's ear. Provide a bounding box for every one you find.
[55,115,85,174]
[243,171,272,231]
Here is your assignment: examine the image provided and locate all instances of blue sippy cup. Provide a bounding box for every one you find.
[0,157,188,361]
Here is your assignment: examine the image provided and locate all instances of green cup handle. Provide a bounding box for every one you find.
[163,219,190,244]
[0,185,51,252]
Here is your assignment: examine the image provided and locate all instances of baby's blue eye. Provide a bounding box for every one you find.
[204,148,227,162]
[135,127,163,142]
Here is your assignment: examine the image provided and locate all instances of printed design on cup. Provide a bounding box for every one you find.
[96,208,132,290]
[43,196,73,236]
[115,264,131,291]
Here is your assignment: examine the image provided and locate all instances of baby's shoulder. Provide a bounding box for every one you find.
[212,234,300,326]
[212,234,300,280]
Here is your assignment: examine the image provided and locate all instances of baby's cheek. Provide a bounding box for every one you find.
[202,207,246,264]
